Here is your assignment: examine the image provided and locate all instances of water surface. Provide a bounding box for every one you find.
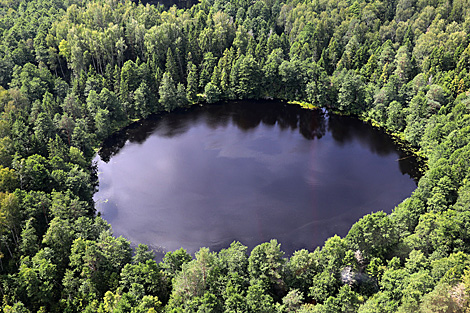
[94,100,419,258]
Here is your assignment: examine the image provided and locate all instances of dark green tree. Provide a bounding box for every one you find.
[159,72,178,112]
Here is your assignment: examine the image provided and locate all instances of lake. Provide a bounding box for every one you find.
[94,100,420,258]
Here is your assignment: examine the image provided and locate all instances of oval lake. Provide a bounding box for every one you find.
[94,100,420,258]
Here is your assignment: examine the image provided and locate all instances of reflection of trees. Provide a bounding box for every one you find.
[299,111,326,140]
[98,100,328,162]
[98,100,420,182]
[98,132,127,163]
[327,114,396,155]
[327,113,422,182]
[328,113,400,155]
[98,108,192,162]
[398,155,424,182]
[224,100,327,140]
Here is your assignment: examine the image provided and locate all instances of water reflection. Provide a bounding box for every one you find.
[95,100,420,258]
[99,100,329,162]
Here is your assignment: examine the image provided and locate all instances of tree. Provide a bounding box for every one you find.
[133,244,155,264]
[394,45,413,84]
[159,72,177,112]
[237,54,261,99]
[281,289,304,313]
[176,83,188,107]
[2,0,470,311]
[248,240,286,299]
[418,283,461,312]
[337,70,368,113]
[19,218,39,257]
[246,280,276,313]
[305,62,331,106]
[186,62,199,103]
[426,85,448,114]
[11,118,32,157]
[99,88,125,125]
[120,60,138,108]
[120,260,170,303]
[65,235,132,301]
[33,112,56,148]
[286,249,317,297]
[2,301,31,313]
[199,52,217,89]
[0,192,21,257]
[309,270,339,304]
[395,0,416,21]
[204,82,221,103]
[404,93,428,146]
[18,155,51,192]
[317,285,361,313]
[0,166,19,192]
[0,137,14,168]
[278,59,306,100]
[218,241,249,279]
[262,48,284,97]
[94,108,111,140]
[16,248,59,311]
[42,217,74,268]
[386,101,405,132]
[346,212,400,260]
[10,63,53,102]
[160,248,192,278]
[223,280,248,313]
[48,135,69,162]
[49,190,88,220]
[170,248,218,302]
[71,119,94,158]
[397,270,434,312]
[133,81,152,119]
[165,48,179,83]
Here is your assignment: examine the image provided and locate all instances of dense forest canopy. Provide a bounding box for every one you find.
[0,0,470,311]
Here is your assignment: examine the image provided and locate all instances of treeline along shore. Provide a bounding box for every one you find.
[1,0,470,311]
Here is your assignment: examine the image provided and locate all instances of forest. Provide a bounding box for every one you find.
[0,0,470,311]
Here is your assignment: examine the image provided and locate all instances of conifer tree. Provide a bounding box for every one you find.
[186,62,199,103]
[165,48,179,83]
[159,72,177,112]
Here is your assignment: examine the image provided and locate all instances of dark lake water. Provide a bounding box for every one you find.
[94,100,420,258]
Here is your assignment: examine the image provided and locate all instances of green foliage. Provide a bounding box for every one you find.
[286,249,317,297]
[186,62,199,103]
[418,282,462,313]
[0,0,470,311]
[248,239,286,298]
[337,70,369,113]
[120,260,169,303]
[161,248,192,278]
[169,247,218,306]
[132,244,155,264]
[346,212,399,260]
[245,280,277,313]
[204,82,221,103]
[159,72,178,112]
[0,166,19,192]
[16,248,58,311]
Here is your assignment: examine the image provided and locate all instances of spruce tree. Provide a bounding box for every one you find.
[186,62,199,103]
[159,72,177,112]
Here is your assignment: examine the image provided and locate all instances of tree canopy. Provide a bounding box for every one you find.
[1,0,470,311]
